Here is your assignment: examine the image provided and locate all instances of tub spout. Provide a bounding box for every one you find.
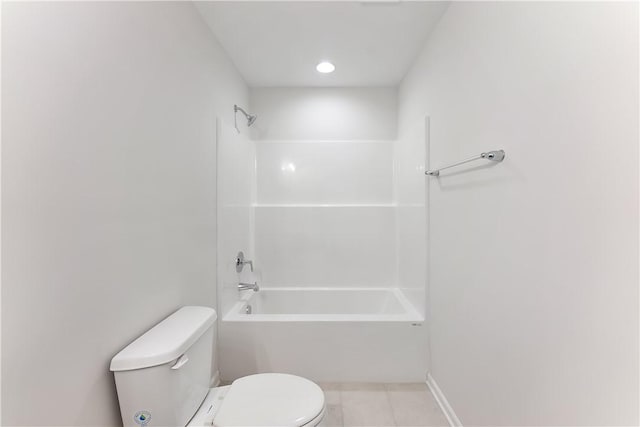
[238,281,259,292]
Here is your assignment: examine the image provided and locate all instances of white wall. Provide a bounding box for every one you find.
[250,87,397,140]
[399,2,638,425]
[2,3,248,425]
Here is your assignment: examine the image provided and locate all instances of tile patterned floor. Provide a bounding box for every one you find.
[318,383,449,427]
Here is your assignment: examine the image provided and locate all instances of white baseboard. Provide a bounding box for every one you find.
[426,373,463,427]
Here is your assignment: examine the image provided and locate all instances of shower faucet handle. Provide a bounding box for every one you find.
[235,251,254,273]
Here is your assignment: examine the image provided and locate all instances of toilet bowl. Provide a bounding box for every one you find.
[110,306,325,427]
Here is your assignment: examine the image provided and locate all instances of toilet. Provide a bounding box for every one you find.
[110,306,325,427]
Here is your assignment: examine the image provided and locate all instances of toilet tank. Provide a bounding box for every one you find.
[110,306,217,427]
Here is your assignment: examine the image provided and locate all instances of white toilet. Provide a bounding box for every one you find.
[110,306,326,427]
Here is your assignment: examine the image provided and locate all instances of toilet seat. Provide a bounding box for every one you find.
[214,373,325,427]
[191,373,325,427]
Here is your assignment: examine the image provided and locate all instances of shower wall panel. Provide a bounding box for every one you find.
[254,140,396,288]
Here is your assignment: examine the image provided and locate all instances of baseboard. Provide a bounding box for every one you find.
[426,373,463,427]
[210,370,220,387]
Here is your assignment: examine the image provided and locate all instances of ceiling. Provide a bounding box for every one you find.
[195,1,449,87]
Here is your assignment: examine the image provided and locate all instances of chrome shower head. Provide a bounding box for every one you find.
[234,104,257,128]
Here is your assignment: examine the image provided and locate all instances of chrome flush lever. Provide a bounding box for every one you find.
[235,251,253,273]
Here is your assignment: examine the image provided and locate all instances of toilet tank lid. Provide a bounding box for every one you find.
[110,306,216,372]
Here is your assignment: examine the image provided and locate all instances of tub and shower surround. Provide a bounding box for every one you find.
[217,132,429,382]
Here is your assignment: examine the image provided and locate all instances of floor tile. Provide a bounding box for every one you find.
[341,382,387,392]
[341,383,396,427]
[323,404,344,427]
[385,383,428,392]
[318,382,342,405]
[386,383,449,427]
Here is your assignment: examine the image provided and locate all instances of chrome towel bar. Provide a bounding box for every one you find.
[425,149,505,176]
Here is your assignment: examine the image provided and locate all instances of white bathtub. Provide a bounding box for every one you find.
[224,287,423,322]
[219,287,427,382]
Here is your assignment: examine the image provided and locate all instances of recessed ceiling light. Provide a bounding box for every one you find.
[316,61,335,73]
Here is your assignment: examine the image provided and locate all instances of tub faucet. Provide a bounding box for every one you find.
[238,281,259,292]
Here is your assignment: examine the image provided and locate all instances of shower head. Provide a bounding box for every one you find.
[234,104,257,128]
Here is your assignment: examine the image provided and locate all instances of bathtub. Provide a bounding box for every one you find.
[224,287,422,322]
[218,287,428,382]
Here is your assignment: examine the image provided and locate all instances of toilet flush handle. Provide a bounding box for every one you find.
[171,354,189,370]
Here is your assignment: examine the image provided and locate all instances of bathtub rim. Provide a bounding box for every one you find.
[222,287,424,323]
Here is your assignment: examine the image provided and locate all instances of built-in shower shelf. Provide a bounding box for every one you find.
[253,203,398,208]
